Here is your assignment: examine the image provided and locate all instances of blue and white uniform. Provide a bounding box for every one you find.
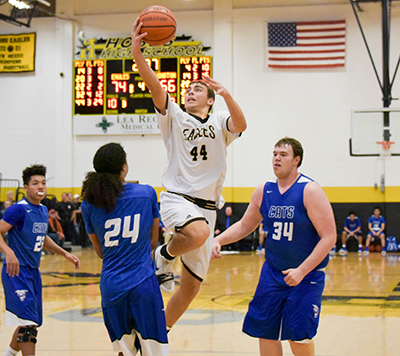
[81,183,168,356]
[156,95,240,280]
[368,215,385,235]
[343,216,362,235]
[1,198,48,326]
[243,174,327,341]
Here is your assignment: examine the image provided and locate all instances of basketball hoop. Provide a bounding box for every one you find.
[376,141,395,158]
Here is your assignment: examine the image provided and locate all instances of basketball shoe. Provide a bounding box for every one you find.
[153,245,175,292]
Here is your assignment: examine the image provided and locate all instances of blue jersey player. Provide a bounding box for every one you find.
[0,164,80,356]
[364,207,386,256]
[80,143,169,356]
[213,138,336,356]
[339,211,363,255]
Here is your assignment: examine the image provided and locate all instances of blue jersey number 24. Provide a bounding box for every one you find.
[104,214,141,247]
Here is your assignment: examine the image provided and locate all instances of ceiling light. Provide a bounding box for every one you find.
[8,0,31,10]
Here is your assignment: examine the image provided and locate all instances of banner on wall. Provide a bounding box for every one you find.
[73,32,212,135]
[0,33,36,73]
[73,114,160,135]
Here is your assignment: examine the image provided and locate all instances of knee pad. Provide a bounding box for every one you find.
[17,326,38,344]
[292,338,312,344]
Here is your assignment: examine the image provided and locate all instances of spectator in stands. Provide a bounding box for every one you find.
[215,206,240,251]
[0,200,12,220]
[55,193,77,245]
[47,209,64,247]
[71,194,81,238]
[364,207,386,256]
[73,193,80,206]
[41,195,58,211]
[1,191,15,210]
[71,193,91,247]
[339,211,363,255]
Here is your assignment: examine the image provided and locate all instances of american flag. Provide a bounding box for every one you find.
[267,20,346,69]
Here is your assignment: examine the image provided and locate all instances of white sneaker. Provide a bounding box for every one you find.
[153,245,175,292]
[329,248,336,256]
[382,250,387,256]
[363,250,369,256]
[339,248,347,256]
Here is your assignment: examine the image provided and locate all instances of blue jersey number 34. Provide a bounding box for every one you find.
[272,222,293,241]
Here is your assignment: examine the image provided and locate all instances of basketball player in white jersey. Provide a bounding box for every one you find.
[131,18,247,330]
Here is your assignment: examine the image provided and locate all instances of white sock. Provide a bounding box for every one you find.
[4,347,18,356]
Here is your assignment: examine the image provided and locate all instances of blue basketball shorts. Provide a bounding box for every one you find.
[243,261,325,341]
[102,273,169,356]
[368,231,384,237]
[343,230,362,236]
[1,265,43,326]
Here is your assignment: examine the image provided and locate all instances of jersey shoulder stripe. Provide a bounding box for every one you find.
[297,174,313,184]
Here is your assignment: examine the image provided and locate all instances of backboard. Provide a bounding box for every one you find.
[350,108,400,156]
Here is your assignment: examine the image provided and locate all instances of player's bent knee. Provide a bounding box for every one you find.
[184,221,210,248]
[17,326,38,344]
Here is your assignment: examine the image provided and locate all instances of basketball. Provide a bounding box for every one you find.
[139,5,177,46]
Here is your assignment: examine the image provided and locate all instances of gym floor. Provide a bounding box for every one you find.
[0,248,399,356]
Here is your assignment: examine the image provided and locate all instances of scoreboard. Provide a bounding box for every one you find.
[73,56,212,115]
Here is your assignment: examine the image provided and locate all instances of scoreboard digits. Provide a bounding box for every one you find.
[73,56,212,115]
[179,56,211,106]
[74,60,105,115]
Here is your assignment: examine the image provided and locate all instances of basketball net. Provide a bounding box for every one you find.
[376,141,395,158]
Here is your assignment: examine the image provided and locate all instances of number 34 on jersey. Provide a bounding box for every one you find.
[271,222,294,241]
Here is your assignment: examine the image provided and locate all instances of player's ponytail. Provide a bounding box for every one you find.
[81,143,127,213]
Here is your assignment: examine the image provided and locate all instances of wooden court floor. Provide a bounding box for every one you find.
[1,248,400,356]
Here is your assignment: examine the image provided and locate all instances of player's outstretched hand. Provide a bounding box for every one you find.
[211,240,222,259]
[131,17,147,56]
[202,75,229,98]
[5,250,19,277]
[65,252,81,271]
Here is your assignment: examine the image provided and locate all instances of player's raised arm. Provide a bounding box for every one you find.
[202,75,247,134]
[131,17,168,114]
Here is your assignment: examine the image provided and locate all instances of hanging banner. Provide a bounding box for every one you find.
[0,33,36,73]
